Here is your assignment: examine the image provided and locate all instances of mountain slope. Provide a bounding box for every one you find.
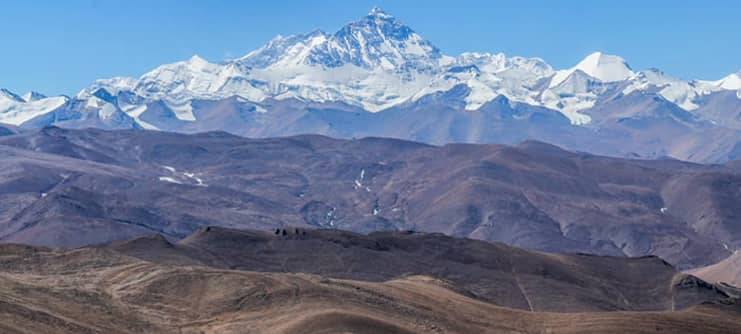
[688,251,741,288]
[108,226,734,312]
[1,127,740,268]
[0,89,68,125]
[0,123,19,136]
[241,8,445,71]
[0,230,739,334]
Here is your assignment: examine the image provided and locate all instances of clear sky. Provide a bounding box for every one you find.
[1,0,739,96]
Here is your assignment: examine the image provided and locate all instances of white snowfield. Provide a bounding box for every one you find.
[0,89,68,125]
[2,8,740,127]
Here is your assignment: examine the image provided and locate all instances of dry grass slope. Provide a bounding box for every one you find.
[688,251,741,288]
[0,234,739,333]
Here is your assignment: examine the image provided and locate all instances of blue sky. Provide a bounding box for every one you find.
[1,0,739,96]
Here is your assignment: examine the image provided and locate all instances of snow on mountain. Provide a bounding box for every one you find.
[317,7,446,71]
[618,70,741,112]
[540,70,604,124]
[0,89,25,103]
[21,91,46,102]
[242,8,447,71]
[233,7,452,111]
[81,8,449,116]
[0,88,68,125]
[702,72,741,91]
[83,77,139,96]
[622,69,703,110]
[240,30,330,68]
[550,52,634,88]
[135,55,266,116]
[80,55,266,122]
[8,8,739,130]
[534,52,637,124]
[411,52,552,111]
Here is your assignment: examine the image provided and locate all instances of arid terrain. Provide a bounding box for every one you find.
[2,127,741,332]
[1,228,740,334]
[2,127,741,269]
[689,251,741,288]
[2,4,739,333]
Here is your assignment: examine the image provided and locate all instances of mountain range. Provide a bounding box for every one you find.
[1,8,740,162]
[4,7,741,333]
[3,126,741,270]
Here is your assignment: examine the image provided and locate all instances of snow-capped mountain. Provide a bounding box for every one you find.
[550,52,634,87]
[241,7,447,72]
[703,71,741,91]
[21,91,47,102]
[79,8,452,113]
[5,8,741,162]
[74,7,737,125]
[0,88,68,125]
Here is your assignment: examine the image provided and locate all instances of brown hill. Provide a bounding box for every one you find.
[108,226,732,313]
[0,234,740,334]
[688,251,741,288]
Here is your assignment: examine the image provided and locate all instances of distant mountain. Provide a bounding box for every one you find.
[3,127,741,269]
[21,91,47,102]
[241,7,445,71]
[0,89,68,125]
[2,8,740,162]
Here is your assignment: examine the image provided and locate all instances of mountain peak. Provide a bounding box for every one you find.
[22,91,47,102]
[324,8,441,70]
[715,71,741,90]
[550,51,634,87]
[578,51,625,66]
[241,7,441,71]
[180,54,221,73]
[0,88,25,103]
[368,7,393,19]
[188,54,208,65]
[575,52,634,82]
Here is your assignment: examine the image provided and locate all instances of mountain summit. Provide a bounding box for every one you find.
[324,6,444,70]
[550,52,634,87]
[711,71,741,90]
[21,91,47,102]
[241,7,443,71]
[368,6,392,18]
